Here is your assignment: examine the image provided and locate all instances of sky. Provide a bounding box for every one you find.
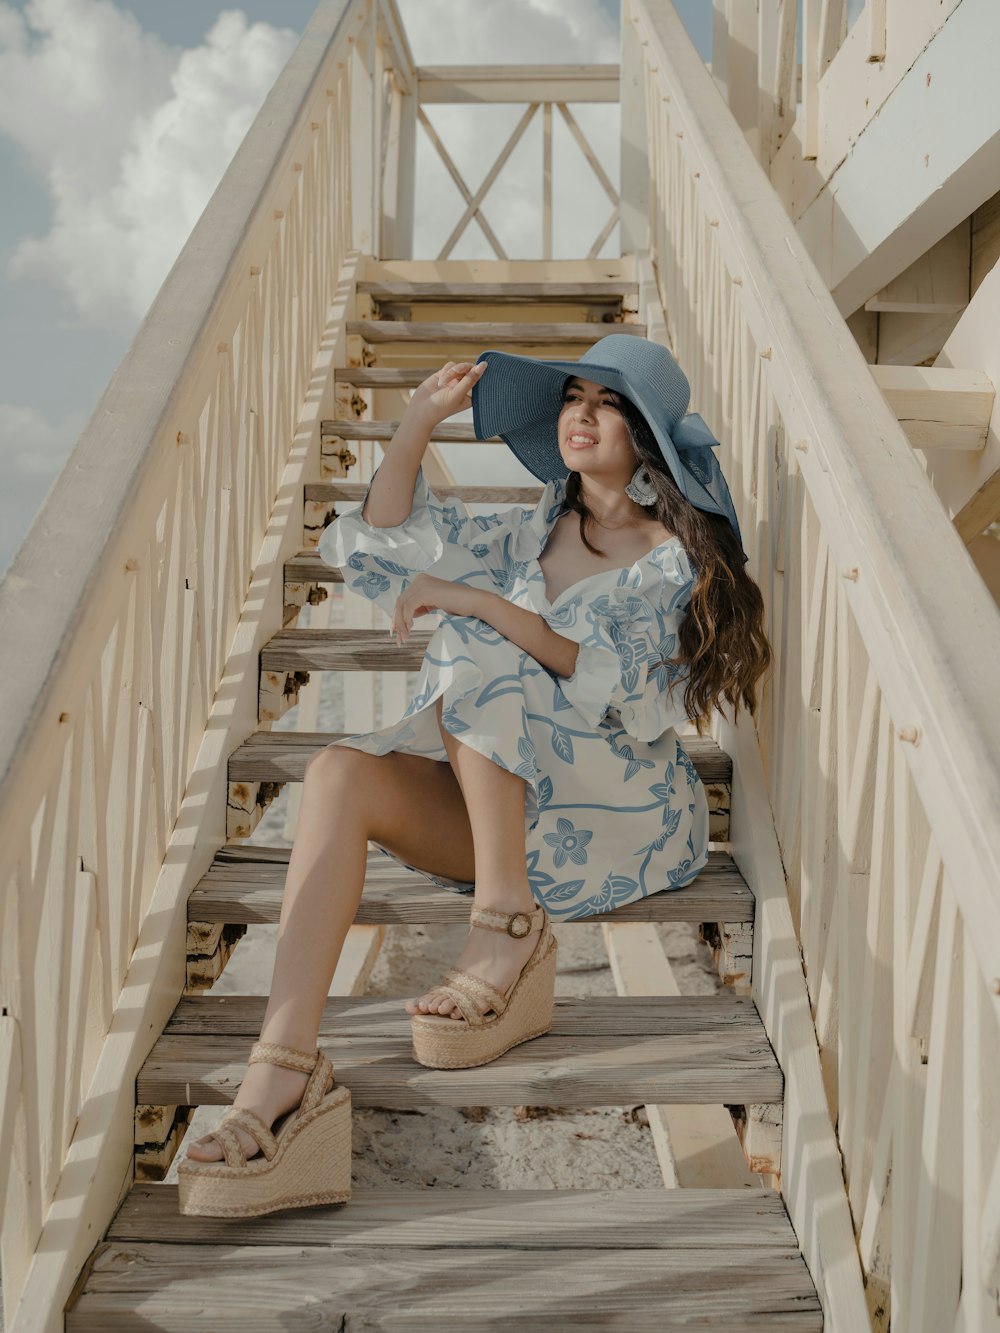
[0,0,718,575]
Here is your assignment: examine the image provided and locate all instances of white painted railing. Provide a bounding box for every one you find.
[0,0,418,1324]
[625,2,1000,1330]
[413,63,620,260]
[710,0,963,180]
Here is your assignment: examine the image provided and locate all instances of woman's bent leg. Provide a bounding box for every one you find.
[405,697,539,1021]
[186,742,477,1161]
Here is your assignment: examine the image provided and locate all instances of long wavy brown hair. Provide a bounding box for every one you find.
[560,378,772,734]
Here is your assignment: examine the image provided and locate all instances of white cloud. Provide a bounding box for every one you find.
[0,401,85,477]
[0,401,88,568]
[397,0,617,64]
[0,0,297,330]
[0,0,624,568]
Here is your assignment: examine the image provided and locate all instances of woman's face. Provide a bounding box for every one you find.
[556,377,635,483]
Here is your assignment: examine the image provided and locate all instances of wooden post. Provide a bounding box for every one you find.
[726,0,760,155]
[350,32,375,254]
[711,0,730,99]
[620,0,650,256]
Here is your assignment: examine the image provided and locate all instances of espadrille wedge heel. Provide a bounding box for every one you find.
[410,902,557,1069]
[176,1041,351,1218]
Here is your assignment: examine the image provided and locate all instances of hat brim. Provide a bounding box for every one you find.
[470,348,718,513]
[469,344,748,561]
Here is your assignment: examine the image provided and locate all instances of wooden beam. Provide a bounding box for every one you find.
[796,0,1000,314]
[416,63,619,104]
[603,921,766,1189]
[953,471,1000,543]
[757,0,797,167]
[868,365,994,451]
[971,188,1000,297]
[726,0,760,149]
[874,310,962,368]
[0,1015,20,1222]
[864,223,970,314]
[416,106,508,260]
[435,102,538,261]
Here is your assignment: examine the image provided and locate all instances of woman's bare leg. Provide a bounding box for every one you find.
[185,742,477,1162]
[404,696,538,1022]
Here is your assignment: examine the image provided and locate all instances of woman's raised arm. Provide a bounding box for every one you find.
[361,360,487,528]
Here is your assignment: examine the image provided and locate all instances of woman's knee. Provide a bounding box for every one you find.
[303,743,379,801]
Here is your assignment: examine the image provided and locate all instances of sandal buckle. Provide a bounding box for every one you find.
[506,911,534,938]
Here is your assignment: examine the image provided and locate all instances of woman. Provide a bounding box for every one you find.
[177,334,772,1218]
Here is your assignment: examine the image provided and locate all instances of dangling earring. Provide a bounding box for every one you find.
[625,464,657,506]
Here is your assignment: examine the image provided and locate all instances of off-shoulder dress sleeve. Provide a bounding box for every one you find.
[557,543,697,743]
[316,461,537,619]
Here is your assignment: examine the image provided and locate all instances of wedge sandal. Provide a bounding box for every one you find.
[410,902,557,1069]
[176,1040,351,1217]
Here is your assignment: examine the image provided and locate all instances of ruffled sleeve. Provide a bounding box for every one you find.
[317,461,538,619]
[557,542,697,743]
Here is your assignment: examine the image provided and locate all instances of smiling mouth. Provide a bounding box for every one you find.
[567,433,597,448]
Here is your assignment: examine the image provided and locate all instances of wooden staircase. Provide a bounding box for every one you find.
[65,270,823,1329]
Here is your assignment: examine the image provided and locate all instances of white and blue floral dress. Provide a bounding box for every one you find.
[316,464,710,920]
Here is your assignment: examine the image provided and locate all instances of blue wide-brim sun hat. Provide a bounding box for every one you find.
[470,332,747,561]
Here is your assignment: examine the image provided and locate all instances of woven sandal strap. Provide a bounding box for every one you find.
[248,1041,318,1074]
[469,904,544,937]
[445,965,512,1013]
[210,1122,248,1169]
[428,982,488,1028]
[300,1049,336,1113]
[221,1106,279,1161]
[441,967,510,1017]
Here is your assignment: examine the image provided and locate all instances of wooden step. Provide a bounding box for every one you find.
[320,419,493,441]
[358,280,639,302]
[225,726,733,844]
[335,365,463,386]
[72,1187,820,1330]
[332,363,601,386]
[347,319,646,343]
[189,845,751,927]
[262,626,435,671]
[137,994,783,1108]
[305,481,544,503]
[229,727,731,784]
[109,1182,798,1249]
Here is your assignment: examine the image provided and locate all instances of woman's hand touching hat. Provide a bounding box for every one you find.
[408,360,487,428]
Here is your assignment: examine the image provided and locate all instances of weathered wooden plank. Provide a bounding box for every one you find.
[357,281,636,302]
[329,365,490,386]
[333,361,642,387]
[226,728,733,784]
[67,1244,821,1331]
[346,320,646,343]
[107,1184,797,1247]
[305,480,544,503]
[603,921,764,1188]
[161,993,764,1038]
[416,61,621,104]
[863,222,970,314]
[187,847,751,927]
[868,364,993,451]
[261,627,434,672]
[320,419,496,441]
[138,995,783,1107]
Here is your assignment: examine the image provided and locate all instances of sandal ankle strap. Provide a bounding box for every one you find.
[469,903,545,938]
[248,1041,319,1074]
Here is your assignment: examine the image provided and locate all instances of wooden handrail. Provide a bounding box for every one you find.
[0,1,386,1323]
[627,2,1000,1328]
